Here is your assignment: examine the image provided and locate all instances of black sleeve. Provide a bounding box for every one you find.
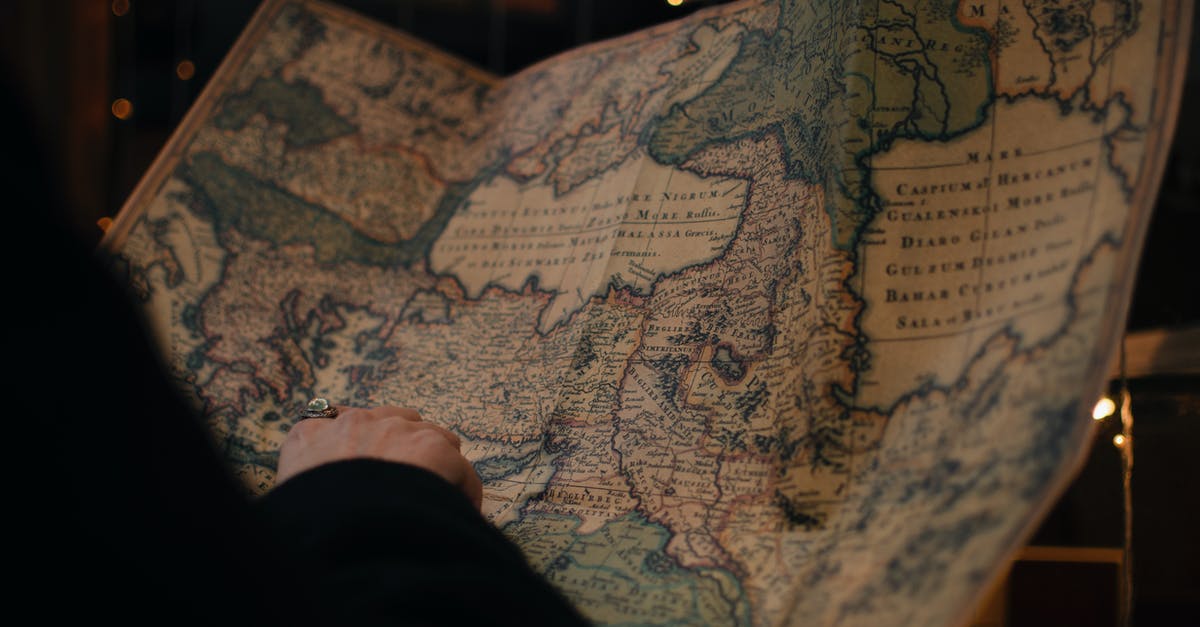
[256,460,591,627]
[6,75,304,626]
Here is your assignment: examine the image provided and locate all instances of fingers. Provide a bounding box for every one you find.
[278,403,479,508]
[410,429,480,510]
[338,406,460,447]
[370,406,424,422]
[336,405,423,422]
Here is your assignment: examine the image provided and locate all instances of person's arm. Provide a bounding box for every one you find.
[257,407,589,626]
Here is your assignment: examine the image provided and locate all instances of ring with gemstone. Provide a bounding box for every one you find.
[299,397,339,419]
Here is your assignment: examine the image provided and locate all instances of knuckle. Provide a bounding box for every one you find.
[380,417,418,440]
[388,406,422,421]
[414,427,455,452]
[411,427,442,444]
[440,427,462,448]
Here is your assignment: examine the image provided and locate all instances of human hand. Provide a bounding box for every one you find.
[274,405,482,509]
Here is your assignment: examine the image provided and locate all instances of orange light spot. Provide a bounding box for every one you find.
[97,217,114,233]
[112,0,130,16]
[176,60,196,81]
[667,0,685,5]
[111,98,133,120]
[1113,434,1127,447]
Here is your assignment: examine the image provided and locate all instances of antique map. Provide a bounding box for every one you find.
[105,0,1191,624]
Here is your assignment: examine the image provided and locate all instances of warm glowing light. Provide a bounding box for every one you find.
[112,0,130,16]
[111,98,133,120]
[176,60,196,80]
[96,217,114,233]
[1092,397,1116,420]
[667,0,685,6]
[1113,434,1126,447]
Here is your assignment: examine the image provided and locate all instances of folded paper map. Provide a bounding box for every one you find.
[104,0,1192,623]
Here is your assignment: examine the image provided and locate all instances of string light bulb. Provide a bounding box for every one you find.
[1092,396,1116,420]
[1113,433,1126,448]
[111,98,134,120]
[176,60,196,81]
[667,0,685,6]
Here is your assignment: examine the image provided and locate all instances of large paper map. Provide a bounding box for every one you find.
[105,0,1191,624]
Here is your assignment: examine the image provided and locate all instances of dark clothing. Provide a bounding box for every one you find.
[263,461,587,626]
[5,79,586,626]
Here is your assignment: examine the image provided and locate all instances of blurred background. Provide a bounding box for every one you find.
[0,1,1196,624]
